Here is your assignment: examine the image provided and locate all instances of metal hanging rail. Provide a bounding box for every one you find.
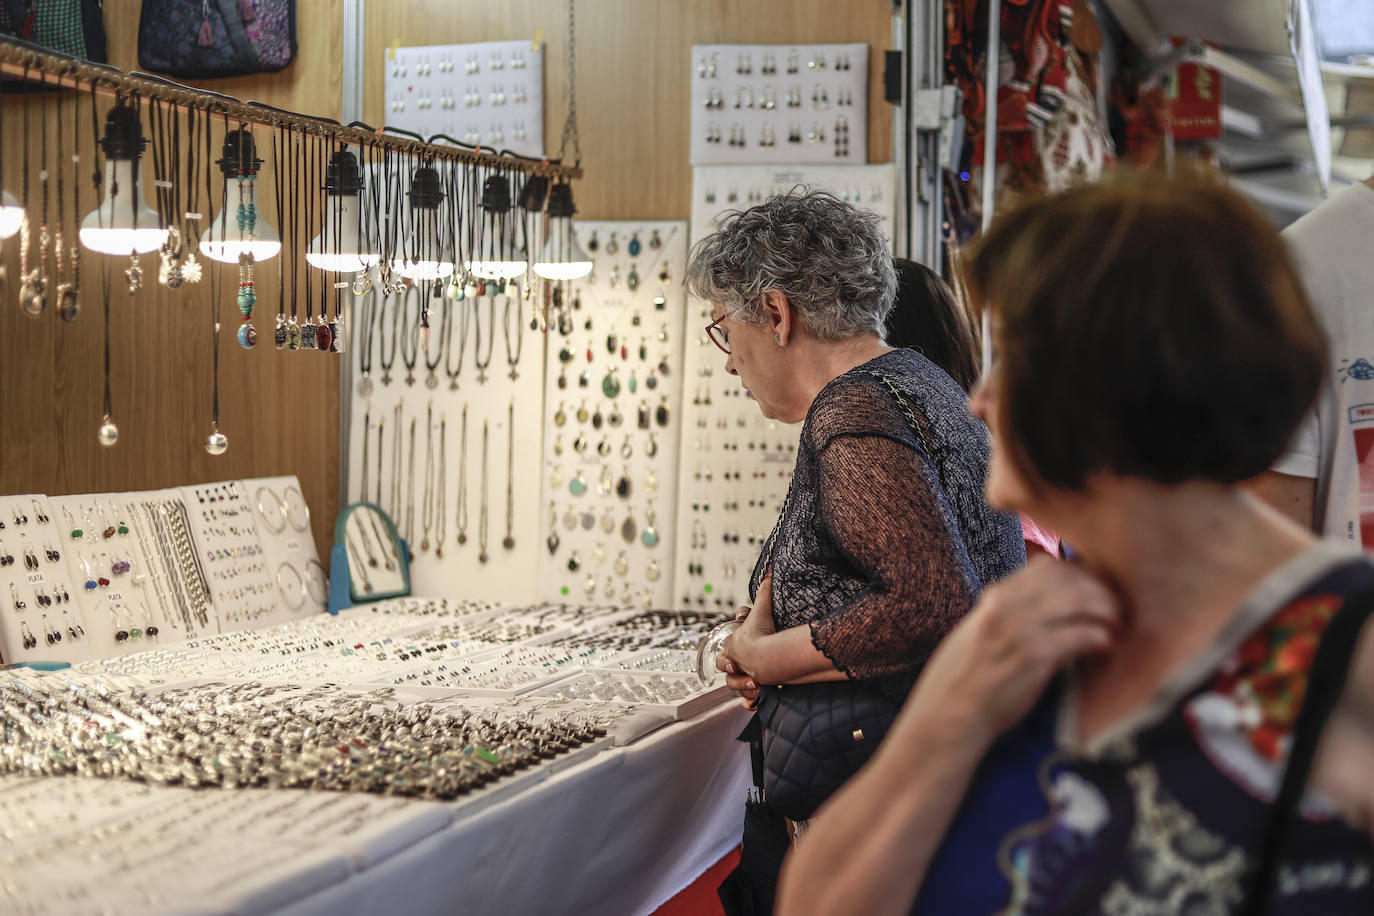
[0,37,582,181]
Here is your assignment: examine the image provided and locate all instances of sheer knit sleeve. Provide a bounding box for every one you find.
[808,432,979,683]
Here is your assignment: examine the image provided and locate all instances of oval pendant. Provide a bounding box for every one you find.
[57,286,79,322]
[621,516,637,542]
[628,233,641,257]
[628,373,637,394]
[315,321,334,351]
[602,372,621,398]
[626,268,639,291]
[238,323,258,349]
[547,532,560,554]
[601,510,616,533]
[641,526,660,548]
[569,475,587,497]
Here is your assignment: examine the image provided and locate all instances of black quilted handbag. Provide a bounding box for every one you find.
[755,368,944,822]
[756,681,902,821]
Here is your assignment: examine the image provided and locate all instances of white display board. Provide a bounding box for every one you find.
[673,164,896,610]
[385,40,544,157]
[345,285,548,604]
[537,221,689,609]
[690,43,869,165]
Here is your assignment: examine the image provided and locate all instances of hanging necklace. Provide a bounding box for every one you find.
[472,296,496,383]
[151,98,177,288]
[356,289,376,395]
[204,114,230,455]
[404,416,417,546]
[90,86,118,447]
[324,139,344,353]
[285,126,303,349]
[53,91,75,320]
[478,418,490,564]
[17,67,45,317]
[360,408,371,503]
[503,399,516,550]
[34,82,51,314]
[423,299,450,389]
[231,125,259,349]
[455,404,469,546]
[377,292,399,385]
[179,102,203,284]
[434,415,448,558]
[272,124,289,347]
[420,402,435,552]
[444,286,472,390]
[390,400,403,517]
[503,294,524,380]
[399,285,421,385]
[299,130,316,350]
[374,417,385,505]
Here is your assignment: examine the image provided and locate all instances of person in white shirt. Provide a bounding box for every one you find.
[1252,175,1374,537]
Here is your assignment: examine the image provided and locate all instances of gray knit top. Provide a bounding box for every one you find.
[749,348,1025,702]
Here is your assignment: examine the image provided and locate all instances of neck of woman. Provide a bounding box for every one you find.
[789,333,894,421]
[1062,479,1317,641]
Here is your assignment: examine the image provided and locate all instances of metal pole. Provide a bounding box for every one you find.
[980,0,1001,372]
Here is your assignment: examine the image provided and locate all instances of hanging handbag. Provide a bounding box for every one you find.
[137,0,296,79]
[1240,582,1374,915]
[756,369,951,822]
[0,0,107,62]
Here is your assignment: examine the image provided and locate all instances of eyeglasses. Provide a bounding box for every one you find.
[705,314,730,354]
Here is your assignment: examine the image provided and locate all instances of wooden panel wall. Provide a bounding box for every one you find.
[0,0,892,566]
[362,0,895,220]
[0,4,344,561]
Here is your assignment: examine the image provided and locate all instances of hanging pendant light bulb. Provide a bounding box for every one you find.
[199,129,281,263]
[391,164,453,280]
[534,182,593,280]
[466,173,528,280]
[80,102,168,255]
[307,149,378,272]
[0,190,22,240]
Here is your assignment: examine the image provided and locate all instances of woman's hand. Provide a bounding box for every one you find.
[914,555,1121,743]
[719,576,776,708]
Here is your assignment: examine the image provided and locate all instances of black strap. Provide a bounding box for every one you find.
[1241,581,1374,915]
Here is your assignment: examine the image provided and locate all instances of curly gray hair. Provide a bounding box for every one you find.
[685,190,896,342]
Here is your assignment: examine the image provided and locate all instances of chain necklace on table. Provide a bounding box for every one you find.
[478,418,490,563]
[503,399,516,550]
[420,403,435,552]
[456,405,469,546]
[434,416,448,558]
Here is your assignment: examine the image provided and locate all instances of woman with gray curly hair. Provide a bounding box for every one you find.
[690,190,1024,912]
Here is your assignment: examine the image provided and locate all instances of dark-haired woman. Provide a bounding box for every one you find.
[779,173,1374,915]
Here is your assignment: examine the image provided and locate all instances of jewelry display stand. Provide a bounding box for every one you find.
[538,220,689,609]
[247,475,330,618]
[0,494,91,666]
[673,163,896,610]
[346,285,549,605]
[384,40,545,158]
[690,43,869,165]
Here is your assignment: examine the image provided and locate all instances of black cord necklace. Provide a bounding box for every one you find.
[301,130,317,350]
[356,289,377,395]
[444,283,472,390]
[204,112,228,456]
[423,298,450,390]
[503,293,524,380]
[399,284,421,386]
[272,122,287,347]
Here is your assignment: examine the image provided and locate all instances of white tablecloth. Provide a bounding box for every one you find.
[276,703,754,916]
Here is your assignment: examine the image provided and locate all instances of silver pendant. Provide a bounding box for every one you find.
[358,374,374,397]
[19,274,45,317]
[57,284,79,322]
[425,371,439,390]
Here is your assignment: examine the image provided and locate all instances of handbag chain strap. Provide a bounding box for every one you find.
[759,368,937,577]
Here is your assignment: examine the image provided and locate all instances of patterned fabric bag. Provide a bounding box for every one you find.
[0,0,108,62]
[138,0,295,79]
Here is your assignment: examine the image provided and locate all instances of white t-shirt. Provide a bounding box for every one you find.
[1274,181,1374,545]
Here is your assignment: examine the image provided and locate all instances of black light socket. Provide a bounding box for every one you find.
[517,175,549,212]
[217,129,263,176]
[408,166,445,209]
[481,175,512,212]
[99,103,147,160]
[324,150,364,195]
[546,182,577,218]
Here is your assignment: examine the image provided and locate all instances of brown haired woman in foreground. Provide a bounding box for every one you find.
[778,174,1374,915]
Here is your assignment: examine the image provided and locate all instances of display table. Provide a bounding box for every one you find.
[280,703,752,916]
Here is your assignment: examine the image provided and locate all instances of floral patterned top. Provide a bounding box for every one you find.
[915,542,1374,915]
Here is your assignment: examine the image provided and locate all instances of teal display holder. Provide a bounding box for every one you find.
[328,502,411,614]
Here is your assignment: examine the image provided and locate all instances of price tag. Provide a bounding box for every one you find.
[107,592,124,602]
[286,540,301,553]
[25,572,45,586]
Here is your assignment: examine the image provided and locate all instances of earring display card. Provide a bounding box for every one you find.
[675,164,895,612]
[384,40,544,158]
[0,495,93,666]
[538,221,689,610]
[245,475,329,619]
[345,282,548,605]
[179,480,279,632]
[690,43,868,165]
